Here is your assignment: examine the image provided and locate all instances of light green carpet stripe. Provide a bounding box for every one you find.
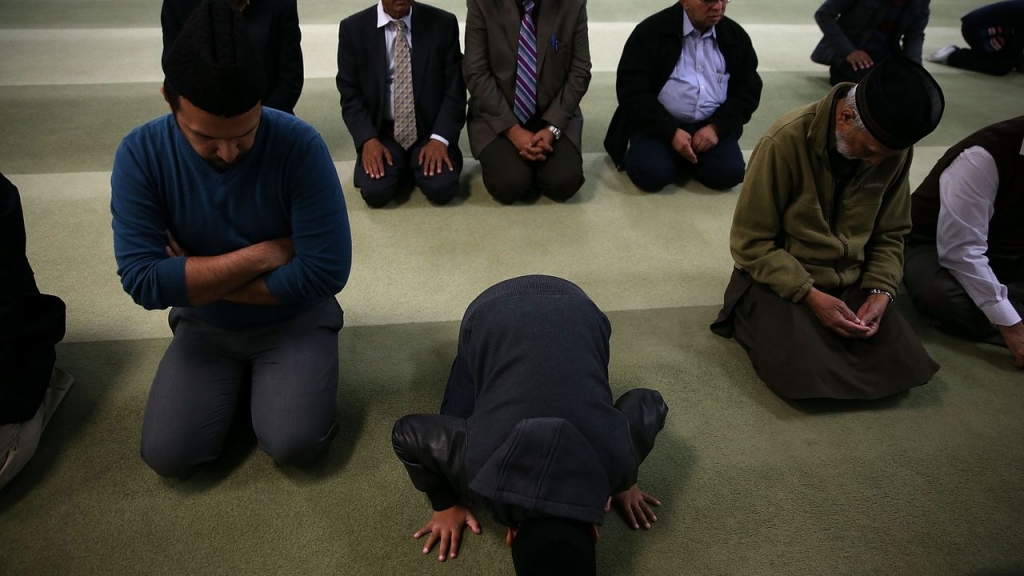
[3,71,1023,175]
[1,306,1022,575]
[0,25,973,87]
[5,144,970,343]
[0,0,978,29]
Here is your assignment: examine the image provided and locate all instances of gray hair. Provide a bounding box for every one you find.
[844,85,865,131]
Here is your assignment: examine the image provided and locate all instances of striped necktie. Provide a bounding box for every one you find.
[393,19,417,150]
[514,0,538,124]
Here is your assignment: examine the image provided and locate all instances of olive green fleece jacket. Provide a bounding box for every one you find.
[729,83,913,303]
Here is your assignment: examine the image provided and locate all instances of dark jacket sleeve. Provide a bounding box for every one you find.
[0,173,32,356]
[899,1,929,63]
[430,12,468,143]
[0,173,65,425]
[461,0,519,137]
[813,0,860,63]
[613,19,680,146]
[337,17,379,148]
[710,22,762,139]
[614,388,668,467]
[263,0,304,113]
[392,414,470,512]
[539,2,592,132]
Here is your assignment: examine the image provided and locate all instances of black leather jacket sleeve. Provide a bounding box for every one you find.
[614,388,669,466]
[392,414,469,511]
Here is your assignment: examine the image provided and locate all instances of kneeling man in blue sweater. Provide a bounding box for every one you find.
[110,0,352,477]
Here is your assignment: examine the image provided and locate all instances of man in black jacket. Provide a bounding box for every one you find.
[162,0,304,114]
[337,0,466,208]
[392,275,668,571]
[604,0,761,192]
[811,0,930,85]
[0,172,73,491]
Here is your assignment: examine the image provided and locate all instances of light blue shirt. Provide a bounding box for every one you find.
[657,10,729,124]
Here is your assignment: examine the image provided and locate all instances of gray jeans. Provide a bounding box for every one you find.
[140,298,344,478]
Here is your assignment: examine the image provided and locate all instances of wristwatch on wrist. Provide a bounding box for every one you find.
[867,288,894,303]
[547,125,562,140]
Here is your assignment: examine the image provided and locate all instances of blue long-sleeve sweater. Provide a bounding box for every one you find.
[111,108,351,331]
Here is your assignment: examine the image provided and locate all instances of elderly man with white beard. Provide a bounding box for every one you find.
[711,56,944,401]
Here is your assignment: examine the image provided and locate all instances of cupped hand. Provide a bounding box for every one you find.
[804,288,872,338]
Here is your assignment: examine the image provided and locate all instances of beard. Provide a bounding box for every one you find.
[835,130,858,160]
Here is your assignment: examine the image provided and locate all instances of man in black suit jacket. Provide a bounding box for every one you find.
[162,0,304,114]
[337,0,466,208]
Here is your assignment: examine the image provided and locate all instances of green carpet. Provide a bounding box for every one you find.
[2,0,1024,573]
[2,305,1023,574]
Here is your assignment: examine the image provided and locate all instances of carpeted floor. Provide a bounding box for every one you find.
[1,0,1023,574]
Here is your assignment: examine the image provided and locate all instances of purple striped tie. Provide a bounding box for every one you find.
[514,0,538,124]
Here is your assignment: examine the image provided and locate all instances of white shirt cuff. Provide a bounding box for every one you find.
[982,297,1023,327]
[430,134,449,147]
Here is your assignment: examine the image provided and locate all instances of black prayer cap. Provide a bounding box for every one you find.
[854,55,944,150]
[511,518,596,576]
[162,0,265,117]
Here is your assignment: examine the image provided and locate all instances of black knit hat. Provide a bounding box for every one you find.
[162,0,265,117]
[511,518,596,576]
[855,55,944,150]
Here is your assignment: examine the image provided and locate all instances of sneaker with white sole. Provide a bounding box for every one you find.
[927,45,959,64]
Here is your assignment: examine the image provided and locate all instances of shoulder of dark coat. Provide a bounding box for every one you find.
[635,4,684,36]
[414,2,458,24]
[339,4,378,28]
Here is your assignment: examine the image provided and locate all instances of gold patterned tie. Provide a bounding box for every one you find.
[392,20,417,150]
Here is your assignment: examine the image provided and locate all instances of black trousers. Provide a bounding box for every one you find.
[354,123,463,208]
[477,134,584,205]
[903,241,1024,344]
[947,11,1024,76]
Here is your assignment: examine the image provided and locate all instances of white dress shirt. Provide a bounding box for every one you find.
[936,145,1022,327]
[656,10,729,125]
[376,2,447,146]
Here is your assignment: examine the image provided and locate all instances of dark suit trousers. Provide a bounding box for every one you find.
[477,134,584,205]
[946,45,1021,76]
[625,122,745,192]
[947,8,1024,76]
[904,241,1024,344]
[354,123,463,208]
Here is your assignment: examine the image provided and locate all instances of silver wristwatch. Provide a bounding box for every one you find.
[547,125,562,140]
[867,288,893,303]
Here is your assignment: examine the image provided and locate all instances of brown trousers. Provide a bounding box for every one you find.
[712,269,939,400]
